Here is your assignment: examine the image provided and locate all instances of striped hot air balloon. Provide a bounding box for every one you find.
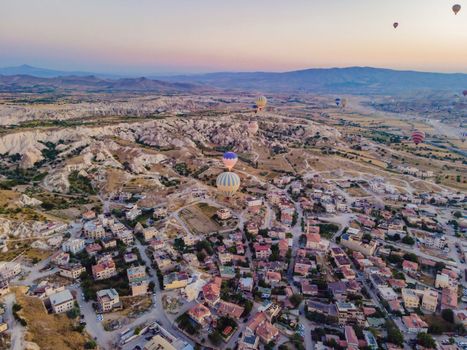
[247,121,259,135]
[411,130,425,145]
[255,96,267,113]
[222,152,238,171]
[216,172,241,196]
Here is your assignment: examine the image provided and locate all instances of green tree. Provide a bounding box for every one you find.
[417,333,436,349]
[441,308,454,323]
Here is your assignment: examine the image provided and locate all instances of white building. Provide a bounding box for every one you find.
[49,289,74,314]
[62,239,85,254]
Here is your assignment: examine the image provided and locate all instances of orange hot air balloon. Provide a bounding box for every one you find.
[411,130,425,145]
[393,22,399,29]
[452,4,461,14]
[222,152,238,171]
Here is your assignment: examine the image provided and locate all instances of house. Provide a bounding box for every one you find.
[402,288,420,309]
[61,239,85,254]
[306,233,321,250]
[247,312,279,344]
[85,243,102,256]
[58,264,86,280]
[0,280,9,296]
[49,289,74,314]
[0,262,21,281]
[265,271,281,285]
[217,300,245,319]
[202,277,222,306]
[239,331,260,350]
[301,281,318,296]
[127,266,147,283]
[188,303,211,326]
[96,288,120,312]
[421,289,438,313]
[435,273,451,289]
[240,277,254,292]
[254,244,272,259]
[126,205,142,221]
[142,227,158,242]
[440,288,458,310]
[51,251,70,266]
[92,258,117,280]
[163,271,190,290]
[335,302,365,326]
[345,326,359,349]
[402,260,418,274]
[144,335,176,350]
[402,313,428,333]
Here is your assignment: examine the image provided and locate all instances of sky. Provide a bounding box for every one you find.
[1,0,467,74]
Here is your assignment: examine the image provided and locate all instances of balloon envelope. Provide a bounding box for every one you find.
[452,4,461,14]
[222,152,238,170]
[335,98,341,107]
[216,172,241,196]
[411,130,425,145]
[255,96,267,112]
[393,22,399,28]
[463,90,467,97]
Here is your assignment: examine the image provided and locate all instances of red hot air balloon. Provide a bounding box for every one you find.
[411,130,425,145]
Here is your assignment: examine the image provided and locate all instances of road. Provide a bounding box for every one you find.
[4,293,24,350]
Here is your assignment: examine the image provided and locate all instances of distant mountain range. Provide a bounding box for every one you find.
[158,67,467,94]
[0,74,205,94]
[1,64,467,95]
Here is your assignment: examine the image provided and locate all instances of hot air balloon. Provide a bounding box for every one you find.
[216,172,241,196]
[222,152,238,171]
[452,4,461,14]
[393,22,399,29]
[411,130,425,145]
[463,90,467,97]
[247,121,259,135]
[255,96,267,112]
[335,98,341,107]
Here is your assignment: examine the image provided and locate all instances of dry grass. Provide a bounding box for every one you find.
[14,288,92,350]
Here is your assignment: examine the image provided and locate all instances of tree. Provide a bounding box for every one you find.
[401,235,415,245]
[403,252,418,263]
[85,340,97,349]
[441,308,454,323]
[386,321,404,346]
[208,331,223,346]
[289,294,304,309]
[417,333,436,349]
[453,211,462,219]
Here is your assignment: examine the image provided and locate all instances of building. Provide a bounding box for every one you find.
[402,313,428,333]
[202,277,222,306]
[144,335,176,350]
[217,300,245,319]
[131,280,149,296]
[62,239,85,254]
[96,288,120,312]
[402,260,419,274]
[435,273,451,289]
[163,271,190,290]
[0,280,9,296]
[246,312,279,344]
[49,289,74,314]
[217,208,232,220]
[126,205,142,221]
[58,264,86,280]
[253,244,271,260]
[127,266,146,283]
[341,233,377,256]
[345,326,359,349]
[0,262,21,281]
[336,302,365,326]
[92,258,117,280]
[142,227,158,242]
[440,288,458,310]
[188,303,211,326]
[421,289,438,313]
[402,288,420,309]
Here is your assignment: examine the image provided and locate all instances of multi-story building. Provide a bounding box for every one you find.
[421,289,438,313]
[127,266,146,283]
[49,289,74,314]
[402,288,420,309]
[62,239,85,254]
[402,313,428,333]
[92,258,117,280]
[335,302,365,326]
[96,288,120,312]
[253,244,271,260]
[340,233,377,256]
[58,264,86,280]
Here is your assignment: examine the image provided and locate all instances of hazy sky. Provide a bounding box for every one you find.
[1,0,466,74]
